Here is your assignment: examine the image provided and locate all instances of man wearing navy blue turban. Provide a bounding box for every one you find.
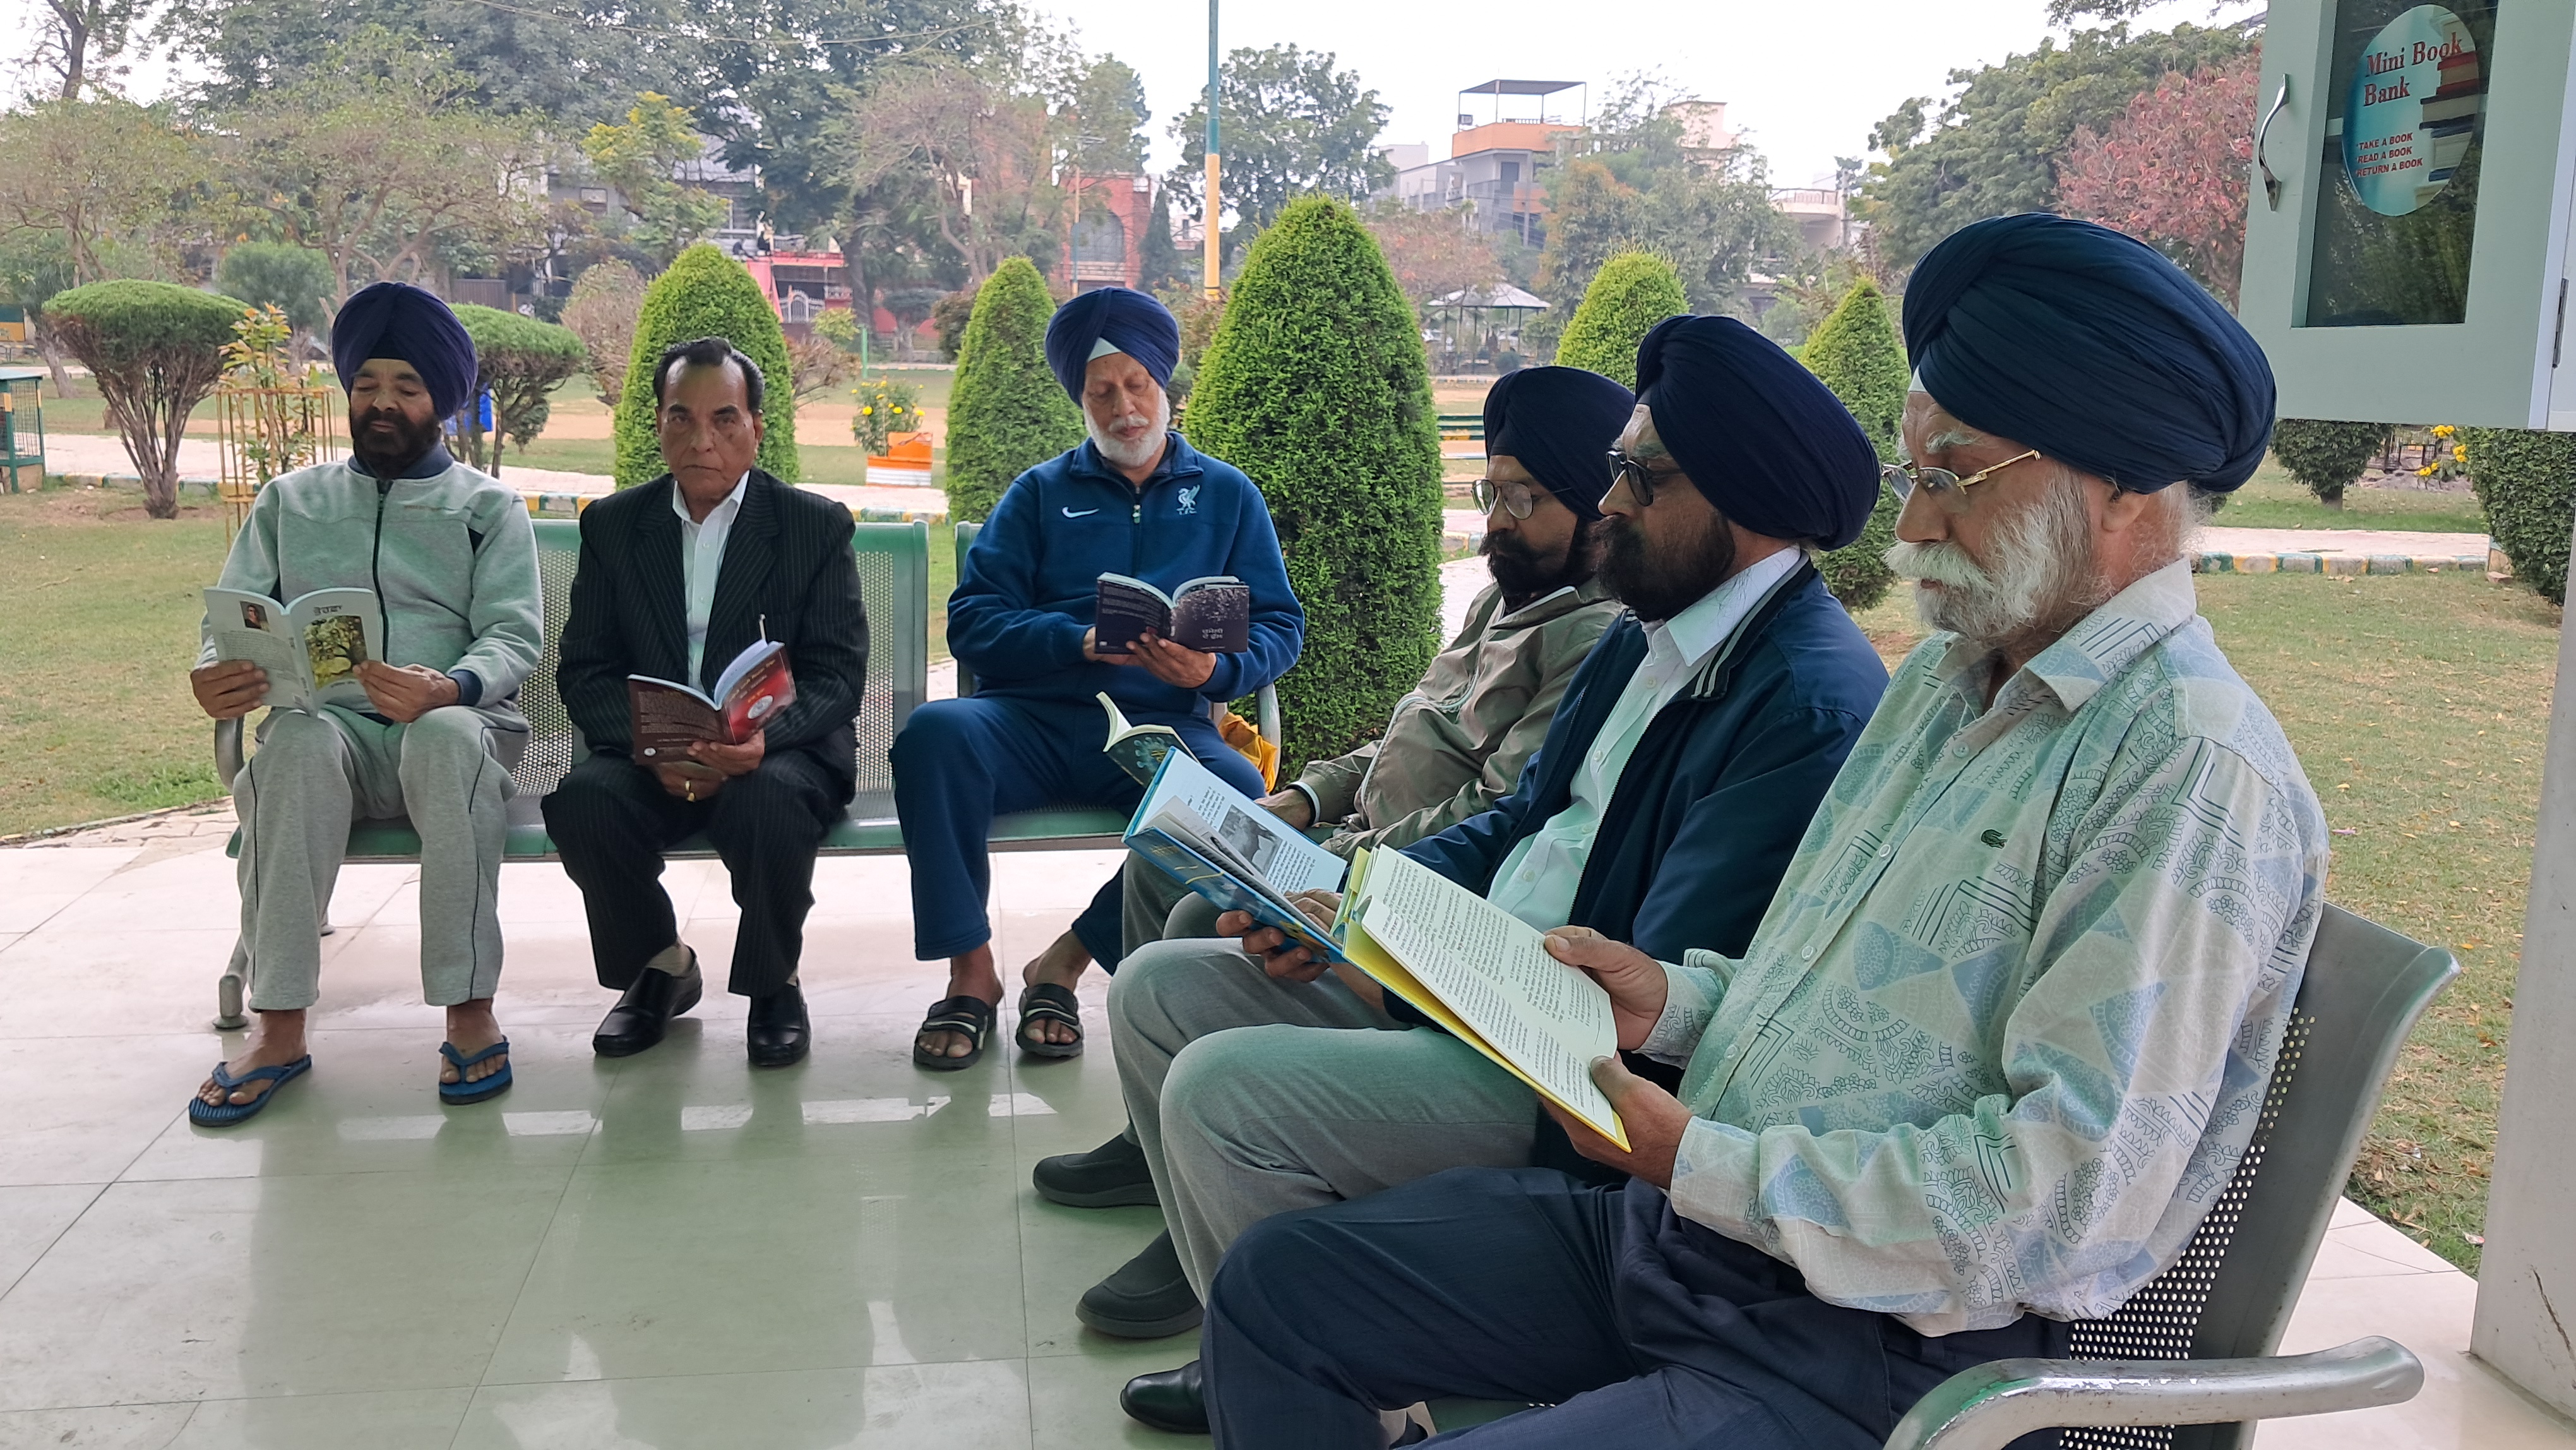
[894,285,1304,1072]
[183,280,543,1125]
[1184,219,2327,1450]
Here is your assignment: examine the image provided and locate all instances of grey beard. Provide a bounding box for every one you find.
[1884,481,2111,654]
[1088,392,1172,470]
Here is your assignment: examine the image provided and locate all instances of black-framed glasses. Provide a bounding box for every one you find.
[1605,448,1683,506]
[1472,476,1540,520]
[1879,449,2040,512]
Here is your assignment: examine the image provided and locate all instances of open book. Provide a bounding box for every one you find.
[1124,748,1348,962]
[204,587,381,714]
[1336,848,1629,1149]
[1095,572,1249,655]
[627,638,794,777]
[1098,692,1183,786]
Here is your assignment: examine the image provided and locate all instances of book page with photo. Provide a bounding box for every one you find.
[204,587,382,714]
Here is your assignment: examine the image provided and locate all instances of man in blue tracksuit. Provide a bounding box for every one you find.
[894,287,1303,1071]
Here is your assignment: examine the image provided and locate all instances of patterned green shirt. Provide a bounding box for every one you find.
[1642,561,2329,1334]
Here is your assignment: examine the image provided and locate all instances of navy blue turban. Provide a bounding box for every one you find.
[1633,315,1879,550]
[1903,213,2276,493]
[1044,287,1180,401]
[1484,366,1636,520]
[331,282,478,421]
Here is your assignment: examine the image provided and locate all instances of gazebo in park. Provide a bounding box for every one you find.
[1428,283,1547,375]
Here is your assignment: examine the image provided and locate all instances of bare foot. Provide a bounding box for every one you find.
[919,945,1003,1060]
[441,998,508,1088]
[1017,930,1092,1047]
[201,1009,309,1108]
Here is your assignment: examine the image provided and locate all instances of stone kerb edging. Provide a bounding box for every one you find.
[2195,549,2503,577]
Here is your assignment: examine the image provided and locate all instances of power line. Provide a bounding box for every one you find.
[444,0,991,50]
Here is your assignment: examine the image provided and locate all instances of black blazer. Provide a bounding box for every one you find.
[556,469,870,800]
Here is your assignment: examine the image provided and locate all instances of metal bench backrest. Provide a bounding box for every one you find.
[516,516,929,799]
[2058,904,2455,1450]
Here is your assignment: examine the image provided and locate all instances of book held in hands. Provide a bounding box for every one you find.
[1094,572,1249,655]
[627,638,794,777]
[205,587,381,713]
[1097,692,1184,785]
[1123,748,1349,962]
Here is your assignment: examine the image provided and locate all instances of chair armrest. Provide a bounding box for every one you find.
[215,717,245,789]
[1258,682,1280,747]
[1881,1337,2423,1450]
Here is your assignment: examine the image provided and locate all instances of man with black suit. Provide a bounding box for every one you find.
[544,336,869,1068]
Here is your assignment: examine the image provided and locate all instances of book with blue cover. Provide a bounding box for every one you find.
[1122,748,1349,962]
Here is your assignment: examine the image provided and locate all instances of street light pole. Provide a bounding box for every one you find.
[1204,0,1221,301]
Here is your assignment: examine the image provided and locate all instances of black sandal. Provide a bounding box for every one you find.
[912,995,997,1071]
[1015,982,1084,1060]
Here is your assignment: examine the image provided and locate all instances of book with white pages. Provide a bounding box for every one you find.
[1123,748,1349,962]
[1334,846,1630,1149]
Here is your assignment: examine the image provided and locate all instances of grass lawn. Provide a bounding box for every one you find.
[2214,459,2488,534]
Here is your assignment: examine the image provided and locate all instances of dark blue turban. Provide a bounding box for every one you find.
[1484,366,1635,520]
[1903,213,2276,493]
[1044,287,1180,401]
[331,282,478,421]
[1633,315,1880,550]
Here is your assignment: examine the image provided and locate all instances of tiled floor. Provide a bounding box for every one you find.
[0,842,2568,1449]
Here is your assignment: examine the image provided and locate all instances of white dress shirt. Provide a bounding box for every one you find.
[673,472,749,685]
[1484,546,1803,930]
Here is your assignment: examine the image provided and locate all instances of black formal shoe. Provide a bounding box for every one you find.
[1032,1128,1159,1207]
[592,959,703,1057]
[747,981,811,1068]
[1119,1358,1207,1435]
[1078,1228,1203,1338]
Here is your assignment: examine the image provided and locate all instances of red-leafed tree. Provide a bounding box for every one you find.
[2056,54,2260,307]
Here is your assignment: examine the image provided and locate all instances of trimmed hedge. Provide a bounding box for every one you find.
[45,279,248,519]
[943,258,1083,523]
[2270,418,2394,506]
[1799,280,1907,611]
[452,304,587,477]
[613,243,799,487]
[1552,252,1688,388]
[2463,428,2576,604]
[1184,196,1445,776]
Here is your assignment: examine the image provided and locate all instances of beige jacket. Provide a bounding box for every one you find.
[1292,575,1621,858]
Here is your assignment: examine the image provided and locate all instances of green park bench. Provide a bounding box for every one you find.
[1436,412,1485,441]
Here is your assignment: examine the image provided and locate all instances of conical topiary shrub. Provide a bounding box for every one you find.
[1184,195,1445,775]
[1553,251,1688,388]
[1800,280,1908,612]
[943,257,1084,522]
[613,243,799,487]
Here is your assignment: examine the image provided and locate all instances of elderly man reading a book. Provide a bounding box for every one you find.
[184,283,543,1123]
[1097,317,1897,1432]
[892,287,1303,1072]
[1195,215,2331,1450]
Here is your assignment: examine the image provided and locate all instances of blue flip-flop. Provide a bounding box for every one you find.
[439,1040,513,1105]
[188,1055,313,1127]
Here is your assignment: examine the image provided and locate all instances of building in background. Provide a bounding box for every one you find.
[1061,172,1156,292]
[1379,81,1585,246]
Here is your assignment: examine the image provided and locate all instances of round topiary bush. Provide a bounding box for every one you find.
[45,279,249,518]
[1184,195,1445,775]
[942,258,1084,524]
[1799,280,1907,611]
[1552,252,1688,388]
[2269,417,2394,508]
[2462,427,2576,605]
[451,304,587,478]
[613,243,799,487]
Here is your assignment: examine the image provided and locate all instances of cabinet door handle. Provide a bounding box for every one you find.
[2258,75,2293,210]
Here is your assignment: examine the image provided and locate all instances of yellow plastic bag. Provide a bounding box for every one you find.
[1214,707,1280,790]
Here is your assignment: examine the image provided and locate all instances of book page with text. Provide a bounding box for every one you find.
[1138,751,1344,895]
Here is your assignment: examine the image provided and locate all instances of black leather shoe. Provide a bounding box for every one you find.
[1119,1358,1207,1435]
[593,960,702,1057]
[1078,1228,1203,1338]
[747,982,811,1068]
[1033,1128,1159,1207]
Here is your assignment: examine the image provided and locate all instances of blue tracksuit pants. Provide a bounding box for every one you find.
[891,693,1267,961]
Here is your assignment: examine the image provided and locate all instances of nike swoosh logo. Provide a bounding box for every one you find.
[1062,506,1099,518]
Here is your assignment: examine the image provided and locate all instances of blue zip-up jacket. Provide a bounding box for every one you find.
[948,434,1305,716]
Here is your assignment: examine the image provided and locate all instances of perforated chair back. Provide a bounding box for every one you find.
[514,520,585,796]
[2058,904,2456,1450]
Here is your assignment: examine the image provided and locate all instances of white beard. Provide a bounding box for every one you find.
[1088,390,1172,470]
[1884,481,2109,654]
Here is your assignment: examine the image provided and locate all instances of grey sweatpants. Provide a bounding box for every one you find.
[1108,937,1539,1297]
[233,703,524,1011]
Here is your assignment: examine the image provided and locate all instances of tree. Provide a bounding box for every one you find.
[1183,196,1443,775]
[839,57,1068,284]
[1553,251,1687,388]
[581,92,731,271]
[32,0,156,99]
[1537,80,1791,315]
[0,230,81,397]
[2057,56,2260,306]
[1799,281,1909,610]
[614,242,799,486]
[215,242,335,362]
[941,256,1082,522]
[450,303,585,477]
[561,259,644,404]
[1859,21,2255,267]
[45,279,249,518]
[1168,45,1393,243]
[1134,185,1186,296]
[2271,418,2395,509]
[1366,206,1505,316]
[1068,56,1151,176]
[0,98,212,287]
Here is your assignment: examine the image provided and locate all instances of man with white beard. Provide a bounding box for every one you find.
[893,287,1304,1070]
[1193,215,2334,1450]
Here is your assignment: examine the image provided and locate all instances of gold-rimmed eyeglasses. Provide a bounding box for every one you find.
[1879,449,2041,511]
[1471,476,1540,520]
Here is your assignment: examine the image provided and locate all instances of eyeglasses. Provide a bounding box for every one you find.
[1605,448,1685,506]
[1472,476,1540,520]
[1880,449,2040,511]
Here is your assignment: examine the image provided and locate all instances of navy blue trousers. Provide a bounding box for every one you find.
[1203,1167,2070,1450]
[890,693,1266,961]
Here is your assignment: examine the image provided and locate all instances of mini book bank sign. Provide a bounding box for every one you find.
[2343,6,2483,216]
